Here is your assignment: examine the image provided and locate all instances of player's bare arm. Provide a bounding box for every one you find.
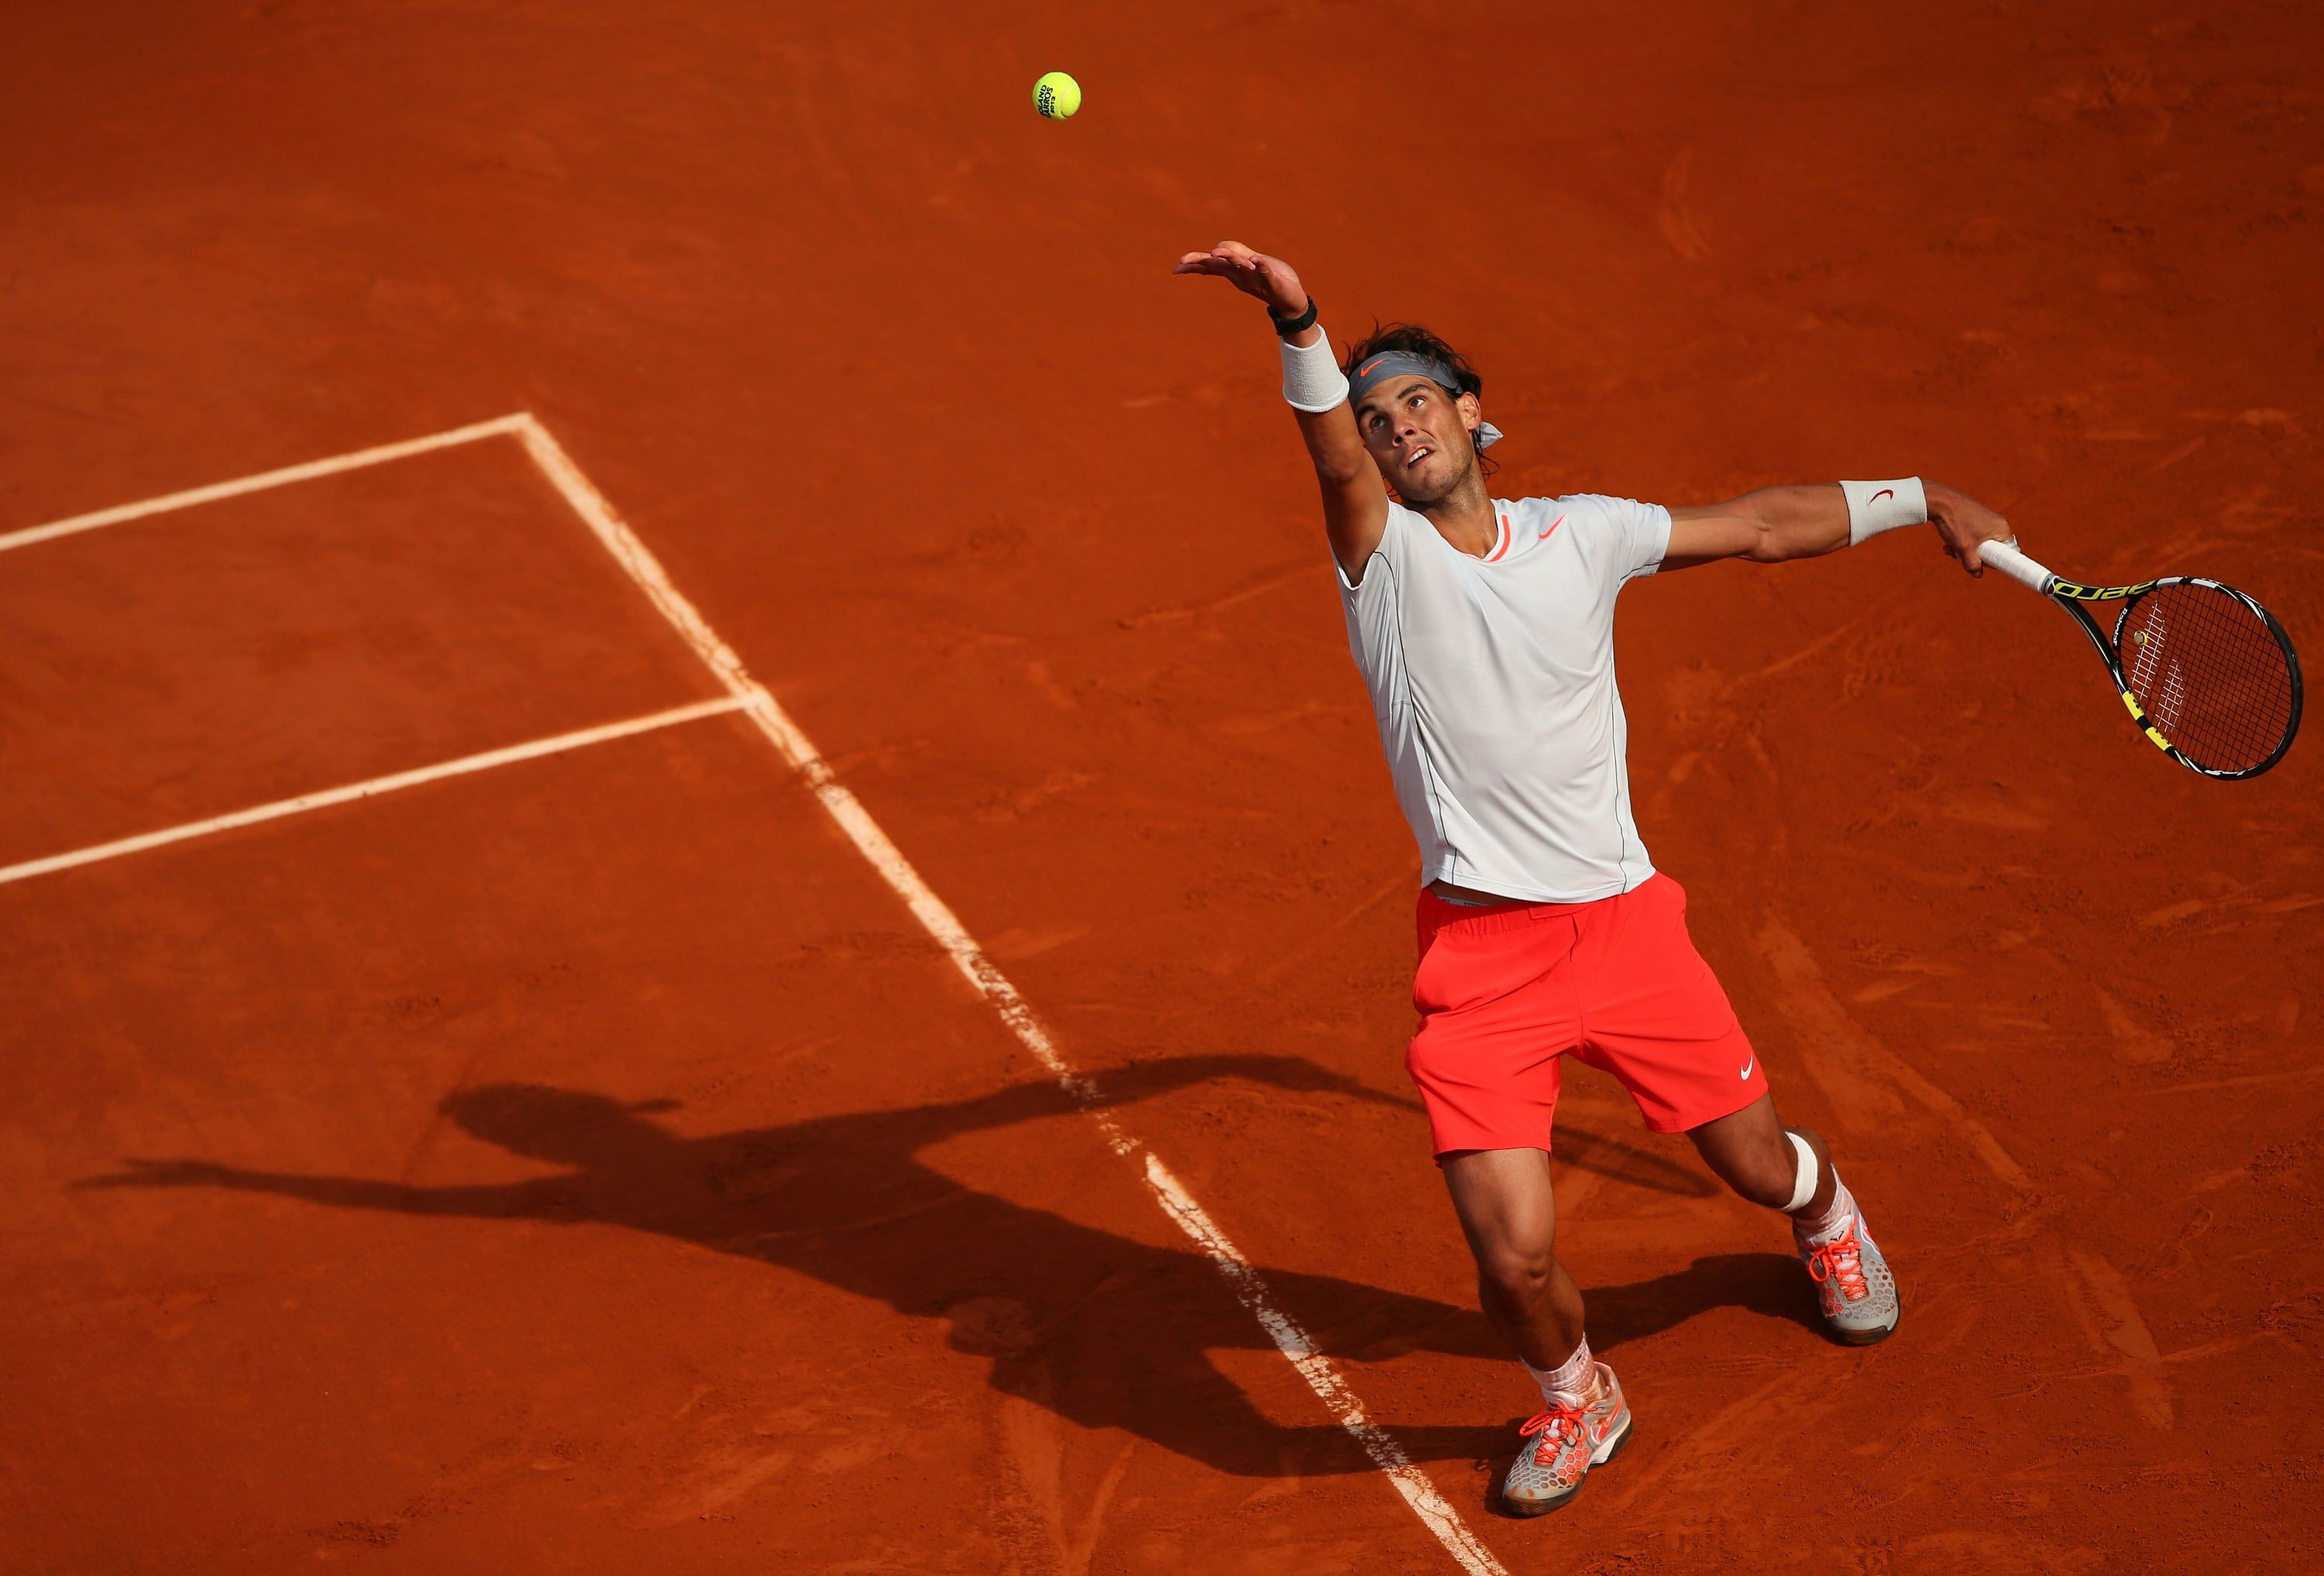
[1662,480,2013,575]
[1173,241,1389,577]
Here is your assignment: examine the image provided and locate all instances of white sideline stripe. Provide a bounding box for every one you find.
[0,697,748,888]
[0,414,527,555]
[511,415,1509,1576]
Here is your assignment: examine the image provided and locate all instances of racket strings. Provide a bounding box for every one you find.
[2118,583,2295,773]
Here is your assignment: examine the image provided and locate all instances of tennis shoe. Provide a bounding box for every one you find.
[1797,1215,1899,1344]
[1499,1362,1631,1516]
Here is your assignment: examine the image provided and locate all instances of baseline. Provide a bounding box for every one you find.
[0,415,525,556]
[0,697,747,887]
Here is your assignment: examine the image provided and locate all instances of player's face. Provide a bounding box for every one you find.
[1354,378,1483,504]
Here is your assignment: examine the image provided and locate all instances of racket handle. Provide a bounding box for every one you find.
[1976,539,2053,592]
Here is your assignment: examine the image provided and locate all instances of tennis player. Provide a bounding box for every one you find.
[1174,240,2015,1515]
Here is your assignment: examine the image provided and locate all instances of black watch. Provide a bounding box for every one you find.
[1268,294,1319,337]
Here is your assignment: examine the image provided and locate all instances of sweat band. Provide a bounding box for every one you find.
[1346,349,1502,449]
[1281,329,1350,413]
[1783,1130,1819,1213]
[1840,477,1928,545]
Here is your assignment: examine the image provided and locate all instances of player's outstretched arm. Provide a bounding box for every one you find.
[1174,242,1387,577]
[1662,479,2012,576]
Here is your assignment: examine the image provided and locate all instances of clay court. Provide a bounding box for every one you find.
[5,2,2320,1571]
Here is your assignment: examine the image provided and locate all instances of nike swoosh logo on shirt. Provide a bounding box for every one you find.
[1740,1055,1755,1079]
[1541,513,1566,540]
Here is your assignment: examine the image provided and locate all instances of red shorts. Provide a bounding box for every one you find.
[1406,873,1766,1157]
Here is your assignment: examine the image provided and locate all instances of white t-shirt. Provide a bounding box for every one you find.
[1338,493,1672,903]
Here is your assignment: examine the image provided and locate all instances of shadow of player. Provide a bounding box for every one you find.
[79,1053,1787,1477]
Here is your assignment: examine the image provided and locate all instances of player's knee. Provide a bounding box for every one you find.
[1477,1243,1558,1307]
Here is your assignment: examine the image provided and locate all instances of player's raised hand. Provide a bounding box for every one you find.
[1173,241,1308,317]
[1927,481,2014,579]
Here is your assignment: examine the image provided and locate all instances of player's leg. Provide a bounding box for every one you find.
[1440,1146,1583,1368]
[1686,1093,1899,1343]
[1406,891,1636,1516]
[1440,1147,1633,1516]
[1686,1093,1833,1213]
[1569,874,1901,1343]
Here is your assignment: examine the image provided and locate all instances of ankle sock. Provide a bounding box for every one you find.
[1795,1174,1858,1247]
[1523,1334,1593,1409]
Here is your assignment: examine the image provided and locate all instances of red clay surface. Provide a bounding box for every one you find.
[4,2,2320,1572]
[0,441,720,863]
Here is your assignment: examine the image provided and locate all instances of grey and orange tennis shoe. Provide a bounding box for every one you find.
[1499,1364,1632,1516]
[1798,1215,1899,1344]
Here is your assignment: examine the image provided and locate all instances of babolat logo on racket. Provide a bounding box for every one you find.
[2051,579,2156,601]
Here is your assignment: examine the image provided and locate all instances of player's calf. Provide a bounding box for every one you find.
[1688,1103,1899,1343]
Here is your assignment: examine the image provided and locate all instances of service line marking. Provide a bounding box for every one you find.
[2,415,1508,1576]
[0,697,748,888]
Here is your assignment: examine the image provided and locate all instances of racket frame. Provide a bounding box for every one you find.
[1976,540,2302,780]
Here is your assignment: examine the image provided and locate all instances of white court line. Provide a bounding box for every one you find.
[0,414,525,555]
[7,415,1504,1571]
[0,697,747,888]
[511,414,1510,1576]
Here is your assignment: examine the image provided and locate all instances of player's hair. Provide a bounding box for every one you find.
[1339,322,1497,477]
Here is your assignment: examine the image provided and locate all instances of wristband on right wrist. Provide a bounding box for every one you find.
[1840,477,1928,545]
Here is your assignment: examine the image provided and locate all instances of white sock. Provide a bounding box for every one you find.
[1795,1174,1858,1247]
[1522,1334,1593,1409]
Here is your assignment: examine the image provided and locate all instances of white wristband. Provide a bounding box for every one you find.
[1839,477,1928,545]
[1281,330,1349,413]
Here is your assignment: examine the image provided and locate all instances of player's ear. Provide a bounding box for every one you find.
[1456,390,1483,439]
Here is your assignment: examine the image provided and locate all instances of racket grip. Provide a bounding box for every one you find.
[1977,539,2052,592]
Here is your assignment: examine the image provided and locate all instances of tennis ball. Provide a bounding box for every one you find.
[1033,71,1081,121]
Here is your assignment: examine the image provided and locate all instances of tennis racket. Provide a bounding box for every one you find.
[1977,540,2302,779]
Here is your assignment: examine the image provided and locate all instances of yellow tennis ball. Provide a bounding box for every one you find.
[1033,71,1081,121]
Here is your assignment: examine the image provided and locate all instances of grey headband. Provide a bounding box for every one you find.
[1347,351,1504,449]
